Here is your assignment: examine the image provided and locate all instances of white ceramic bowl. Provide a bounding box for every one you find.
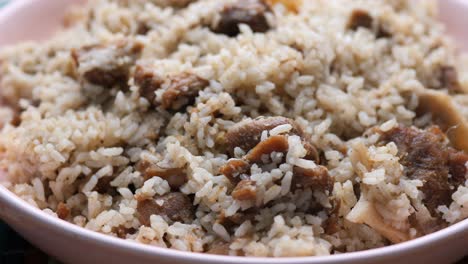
[0,1,467,263]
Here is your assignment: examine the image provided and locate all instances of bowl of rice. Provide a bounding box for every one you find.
[0,0,467,263]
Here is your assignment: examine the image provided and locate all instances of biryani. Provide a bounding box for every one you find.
[0,0,467,257]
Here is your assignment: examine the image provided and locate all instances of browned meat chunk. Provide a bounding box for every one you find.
[439,66,462,92]
[448,150,468,186]
[376,25,391,38]
[232,179,257,201]
[136,160,187,189]
[170,0,195,7]
[134,65,164,106]
[152,0,195,8]
[324,199,341,235]
[112,225,136,239]
[224,210,255,225]
[303,140,320,162]
[212,0,271,37]
[219,158,250,184]
[408,211,447,236]
[137,192,194,226]
[292,165,333,192]
[222,117,326,195]
[216,210,256,233]
[136,22,151,35]
[346,9,391,39]
[162,72,209,110]
[380,125,467,217]
[94,175,116,195]
[225,116,304,154]
[72,40,143,88]
[415,169,452,213]
[56,202,70,220]
[206,241,231,255]
[347,9,373,30]
[245,135,289,163]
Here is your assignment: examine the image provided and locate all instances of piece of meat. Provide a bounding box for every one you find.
[225,211,255,225]
[448,150,468,185]
[161,72,209,110]
[56,202,70,220]
[303,140,320,162]
[137,192,194,226]
[219,158,250,184]
[216,210,256,232]
[231,179,257,201]
[94,176,116,194]
[136,22,151,35]
[346,9,391,39]
[376,25,392,38]
[72,39,143,88]
[212,0,271,37]
[226,116,304,154]
[292,165,333,192]
[408,212,447,236]
[439,66,462,92]
[112,225,137,239]
[324,199,341,235]
[245,135,289,163]
[414,169,452,213]
[136,160,187,189]
[206,241,231,255]
[171,0,194,7]
[347,9,373,30]
[380,125,466,215]
[134,65,164,106]
[151,0,195,8]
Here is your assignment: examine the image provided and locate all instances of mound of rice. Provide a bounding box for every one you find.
[0,0,467,257]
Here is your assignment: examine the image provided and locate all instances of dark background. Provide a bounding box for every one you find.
[0,221,55,264]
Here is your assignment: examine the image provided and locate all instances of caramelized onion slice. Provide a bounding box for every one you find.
[346,196,410,244]
[417,90,468,152]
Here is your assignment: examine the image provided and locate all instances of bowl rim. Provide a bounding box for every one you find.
[0,0,467,263]
[1,182,468,263]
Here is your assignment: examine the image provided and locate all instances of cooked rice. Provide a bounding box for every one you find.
[0,0,467,257]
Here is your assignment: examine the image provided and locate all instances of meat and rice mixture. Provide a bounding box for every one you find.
[0,0,467,257]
